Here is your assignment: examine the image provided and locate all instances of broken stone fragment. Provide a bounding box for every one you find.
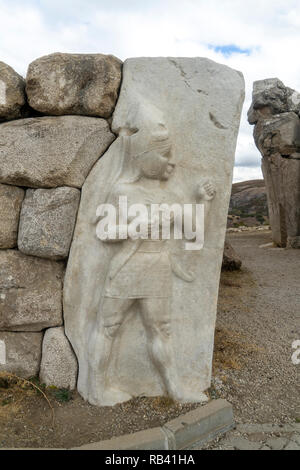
[0,250,64,331]
[0,61,26,121]
[222,239,242,271]
[0,116,115,188]
[39,327,78,389]
[26,52,122,118]
[0,184,24,249]
[18,187,80,260]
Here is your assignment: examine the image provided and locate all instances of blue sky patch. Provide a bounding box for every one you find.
[209,44,252,57]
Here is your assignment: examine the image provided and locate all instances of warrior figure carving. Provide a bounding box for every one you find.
[88,125,216,406]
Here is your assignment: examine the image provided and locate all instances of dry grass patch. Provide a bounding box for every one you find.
[213,327,264,373]
[0,372,54,424]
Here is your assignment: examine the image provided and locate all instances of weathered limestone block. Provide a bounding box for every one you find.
[222,239,242,271]
[254,112,300,156]
[64,57,245,406]
[0,61,26,121]
[18,187,80,260]
[249,79,300,248]
[39,327,78,389]
[248,78,288,124]
[287,87,300,116]
[261,155,286,246]
[26,53,122,118]
[0,116,115,188]
[262,153,300,247]
[0,250,64,331]
[0,184,24,248]
[0,332,43,378]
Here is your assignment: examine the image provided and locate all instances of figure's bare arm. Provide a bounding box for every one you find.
[171,258,195,282]
[95,188,130,243]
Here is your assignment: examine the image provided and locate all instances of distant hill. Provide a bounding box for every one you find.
[228,179,269,227]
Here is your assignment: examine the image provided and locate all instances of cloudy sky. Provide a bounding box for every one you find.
[1,0,300,182]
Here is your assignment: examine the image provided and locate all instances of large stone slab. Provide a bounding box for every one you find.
[0,116,115,188]
[0,61,26,121]
[0,331,43,378]
[18,187,80,260]
[261,152,300,247]
[249,79,300,248]
[26,53,122,118]
[64,57,244,406]
[0,184,24,249]
[0,250,64,331]
[39,327,78,389]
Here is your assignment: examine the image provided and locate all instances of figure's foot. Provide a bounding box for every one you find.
[100,388,132,407]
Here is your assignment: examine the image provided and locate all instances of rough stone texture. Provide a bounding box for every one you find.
[64,57,244,406]
[247,78,288,125]
[39,327,78,389]
[248,79,300,248]
[0,250,64,331]
[0,61,26,121]
[165,399,234,449]
[261,152,300,247]
[254,112,300,156]
[26,53,122,118]
[0,184,24,248]
[0,116,115,189]
[0,331,43,377]
[287,87,300,115]
[18,187,80,260]
[222,238,242,271]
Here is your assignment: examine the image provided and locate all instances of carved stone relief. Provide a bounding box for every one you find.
[64,58,245,406]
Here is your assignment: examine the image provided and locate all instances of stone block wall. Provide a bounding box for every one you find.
[0,53,122,387]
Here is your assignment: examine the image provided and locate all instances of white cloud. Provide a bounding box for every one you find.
[1,0,299,182]
[233,166,263,183]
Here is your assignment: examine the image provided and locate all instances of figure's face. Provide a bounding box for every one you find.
[141,149,175,181]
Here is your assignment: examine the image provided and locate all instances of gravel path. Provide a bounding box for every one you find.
[216,231,299,423]
[194,230,300,450]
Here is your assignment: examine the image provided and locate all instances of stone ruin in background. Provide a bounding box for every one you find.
[0,53,244,406]
[248,78,300,249]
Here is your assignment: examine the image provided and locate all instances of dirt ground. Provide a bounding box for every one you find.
[0,381,201,448]
[0,230,299,448]
[213,231,300,424]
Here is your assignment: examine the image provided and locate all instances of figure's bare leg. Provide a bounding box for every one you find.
[140,298,208,403]
[88,297,134,406]
[140,298,184,401]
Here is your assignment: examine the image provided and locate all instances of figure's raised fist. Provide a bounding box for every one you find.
[196,181,216,201]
